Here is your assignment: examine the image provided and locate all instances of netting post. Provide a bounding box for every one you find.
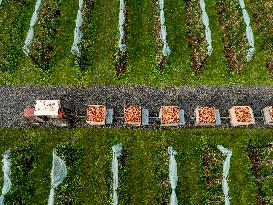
[71,0,84,58]
[199,0,213,56]
[238,0,255,62]
[159,0,171,57]
[217,145,232,205]
[168,146,178,205]
[0,151,12,205]
[112,144,122,205]
[118,0,126,53]
[22,0,42,56]
[48,149,67,205]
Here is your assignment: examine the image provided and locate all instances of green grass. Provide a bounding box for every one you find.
[0,0,35,83]
[0,0,272,86]
[0,128,273,204]
[121,0,159,84]
[82,0,119,85]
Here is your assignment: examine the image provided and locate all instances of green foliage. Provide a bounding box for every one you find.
[4,144,37,204]
[0,0,33,73]
[0,128,272,204]
[77,0,97,72]
[30,0,64,72]
[54,142,84,205]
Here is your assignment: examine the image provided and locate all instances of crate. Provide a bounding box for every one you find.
[229,106,255,126]
[195,106,221,126]
[86,105,106,125]
[160,106,184,127]
[124,106,142,126]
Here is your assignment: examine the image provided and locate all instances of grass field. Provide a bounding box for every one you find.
[0,0,272,86]
[0,128,272,204]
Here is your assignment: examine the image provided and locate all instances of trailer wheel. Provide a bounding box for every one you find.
[51,119,71,127]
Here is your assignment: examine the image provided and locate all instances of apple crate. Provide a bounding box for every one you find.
[229,106,255,126]
[159,106,185,127]
[86,105,107,125]
[195,106,221,126]
[262,106,273,125]
[124,106,142,126]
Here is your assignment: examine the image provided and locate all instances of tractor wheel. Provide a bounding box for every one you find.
[23,107,35,118]
[51,119,71,127]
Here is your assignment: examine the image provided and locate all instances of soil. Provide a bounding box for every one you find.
[248,146,265,205]
[30,2,62,72]
[215,0,248,73]
[203,149,224,203]
[185,0,208,75]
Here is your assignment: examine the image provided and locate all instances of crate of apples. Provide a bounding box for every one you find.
[263,106,273,125]
[229,106,255,126]
[160,106,179,126]
[124,106,142,126]
[86,105,106,125]
[195,106,217,126]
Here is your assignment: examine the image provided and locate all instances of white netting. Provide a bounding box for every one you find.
[238,0,255,62]
[168,146,178,205]
[71,0,84,57]
[200,0,213,55]
[23,0,42,55]
[48,150,67,205]
[159,0,171,56]
[118,0,126,52]
[0,151,11,205]
[112,144,122,205]
[217,145,232,205]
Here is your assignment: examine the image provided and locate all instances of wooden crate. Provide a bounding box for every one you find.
[160,106,179,126]
[195,106,220,126]
[229,106,255,126]
[124,106,142,126]
[86,105,106,125]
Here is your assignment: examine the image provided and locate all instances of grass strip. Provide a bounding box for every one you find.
[82,0,119,85]
[0,0,35,81]
[124,0,159,85]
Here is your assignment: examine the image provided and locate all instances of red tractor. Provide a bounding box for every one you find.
[23,100,75,127]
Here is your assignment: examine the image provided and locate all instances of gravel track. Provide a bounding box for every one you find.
[1,85,273,128]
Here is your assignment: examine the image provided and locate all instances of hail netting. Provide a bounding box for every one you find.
[217,145,232,205]
[112,144,122,205]
[0,151,11,205]
[71,0,84,57]
[48,149,67,205]
[168,146,178,205]
[118,0,126,53]
[238,0,255,62]
[199,0,213,56]
[159,0,170,56]
[23,0,42,55]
